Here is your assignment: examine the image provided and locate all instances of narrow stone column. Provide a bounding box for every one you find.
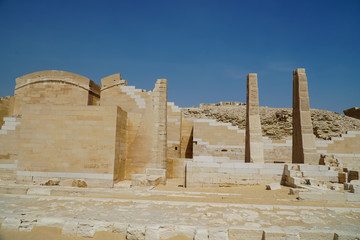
[292,69,318,164]
[152,79,168,169]
[245,73,264,163]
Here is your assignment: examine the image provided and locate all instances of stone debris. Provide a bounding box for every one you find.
[72,179,87,188]
[40,178,60,186]
[127,224,146,240]
[183,106,360,141]
[131,174,163,187]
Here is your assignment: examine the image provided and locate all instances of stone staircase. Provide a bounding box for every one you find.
[0,117,21,181]
[120,85,146,109]
[284,164,338,188]
[0,117,20,135]
[167,102,181,113]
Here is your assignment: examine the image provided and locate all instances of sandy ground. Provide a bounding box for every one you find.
[0,180,359,239]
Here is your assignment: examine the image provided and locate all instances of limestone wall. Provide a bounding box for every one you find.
[263,137,292,163]
[13,70,101,115]
[0,117,21,180]
[100,75,167,179]
[186,159,284,188]
[0,96,14,127]
[193,119,245,160]
[189,117,360,168]
[17,104,126,187]
[167,102,181,158]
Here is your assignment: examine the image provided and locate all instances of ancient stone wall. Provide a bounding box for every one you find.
[17,104,126,187]
[186,159,284,187]
[100,75,167,179]
[167,102,181,158]
[13,70,100,115]
[316,131,360,170]
[0,96,14,127]
[0,117,21,181]
[193,119,245,160]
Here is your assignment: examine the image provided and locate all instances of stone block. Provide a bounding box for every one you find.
[324,192,346,203]
[195,228,209,240]
[112,223,128,235]
[127,224,145,240]
[299,231,335,239]
[349,184,360,194]
[338,172,348,184]
[36,217,65,227]
[348,171,359,182]
[298,192,324,201]
[18,218,37,232]
[146,168,166,176]
[62,221,78,235]
[345,190,360,202]
[145,225,160,240]
[27,187,51,196]
[93,222,113,233]
[266,183,281,190]
[1,218,21,230]
[264,230,286,240]
[209,228,228,240]
[131,174,162,187]
[228,227,263,240]
[77,221,96,237]
[334,232,360,240]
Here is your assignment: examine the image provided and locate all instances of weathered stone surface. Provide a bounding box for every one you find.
[292,68,318,164]
[131,174,162,187]
[245,73,264,163]
[72,179,87,188]
[194,228,209,240]
[209,228,228,240]
[62,221,78,235]
[112,223,128,235]
[41,178,60,186]
[127,224,145,240]
[228,228,263,240]
[77,221,95,237]
[145,225,160,240]
[1,218,21,230]
[299,231,335,240]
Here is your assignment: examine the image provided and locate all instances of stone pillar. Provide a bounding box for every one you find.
[152,79,167,169]
[292,69,318,164]
[245,73,264,163]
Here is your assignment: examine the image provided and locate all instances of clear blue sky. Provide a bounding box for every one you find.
[0,0,359,113]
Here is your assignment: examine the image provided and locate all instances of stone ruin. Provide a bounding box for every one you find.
[0,68,360,239]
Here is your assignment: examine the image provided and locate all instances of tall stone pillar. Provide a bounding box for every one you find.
[152,79,167,169]
[245,73,264,163]
[292,69,318,164]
